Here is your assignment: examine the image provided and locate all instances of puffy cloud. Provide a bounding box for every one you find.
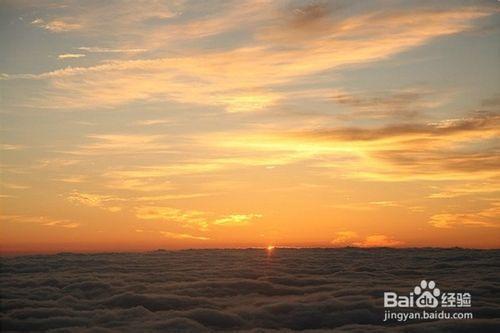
[330,231,359,245]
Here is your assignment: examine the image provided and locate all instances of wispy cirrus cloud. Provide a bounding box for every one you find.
[29,1,177,36]
[429,203,500,229]
[135,206,209,231]
[67,191,123,212]
[0,181,30,190]
[7,5,490,112]
[69,134,171,156]
[213,214,262,226]
[77,46,147,54]
[0,214,79,228]
[330,87,451,120]
[31,18,82,32]
[58,53,85,59]
[207,112,499,181]
[160,231,209,241]
[135,206,262,232]
[0,144,26,151]
[428,182,500,199]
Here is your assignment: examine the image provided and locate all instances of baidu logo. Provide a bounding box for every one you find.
[383,280,473,322]
[414,280,440,308]
[384,279,471,309]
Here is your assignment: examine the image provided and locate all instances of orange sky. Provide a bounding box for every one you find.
[1,0,499,253]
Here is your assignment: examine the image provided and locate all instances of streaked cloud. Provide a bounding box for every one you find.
[428,183,500,199]
[31,18,82,32]
[58,53,86,59]
[67,191,123,212]
[0,144,25,151]
[135,206,263,232]
[214,214,262,226]
[0,215,79,228]
[429,203,500,229]
[211,112,499,181]
[160,231,209,241]
[77,46,147,54]
[1,0,499,250]
[29,1,177,36]
[8,5,490,111]
[71,134,170,156]
[331,87,451,119]
[135,206,209,231]
[0,181,30,190]
[136,119,171,126]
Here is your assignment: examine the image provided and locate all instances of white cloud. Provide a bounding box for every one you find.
[58,53,86,59]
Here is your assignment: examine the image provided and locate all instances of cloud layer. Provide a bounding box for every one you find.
[1,249,499,332]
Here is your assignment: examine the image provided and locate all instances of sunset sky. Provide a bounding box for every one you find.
[1,0,499,253]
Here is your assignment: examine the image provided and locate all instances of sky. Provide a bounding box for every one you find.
[0,0,499,253]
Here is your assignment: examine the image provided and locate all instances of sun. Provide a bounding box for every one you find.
[267,245,275,251]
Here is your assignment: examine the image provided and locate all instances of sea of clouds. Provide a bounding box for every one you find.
[1,248,499,332]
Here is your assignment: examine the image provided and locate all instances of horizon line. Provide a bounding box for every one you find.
[2,245,499,257]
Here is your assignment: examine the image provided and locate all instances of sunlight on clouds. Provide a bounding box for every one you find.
[208,113,500,181]
[0,181,30,190]
[135,206,263,232]
[429,203,500,229]
[0,215,79,229]
[214,214,262,226]
[72,134,170,156]
[428,183,500,199]
[330,231,403,247]
[160,231,209,241]
[1,0,499,250]
[31,18,82,32]
[7,6,490,111]
[30,1,177,35]
[330,231,359,246]
[353,234,404,248]
[1,144,25,151]
[222,91,281,113]
[135,206,208,231]
[77,46,147,54]
[58,54,86,59]
[67,191,123,212]
[53,176,86,184]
